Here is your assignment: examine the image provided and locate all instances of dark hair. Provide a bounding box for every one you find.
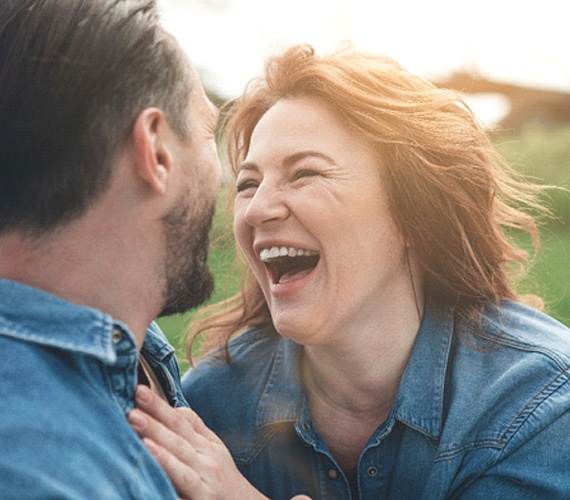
[187,44,547,363]
[0,0,193,234]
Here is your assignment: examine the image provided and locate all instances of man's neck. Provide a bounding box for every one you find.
[0,222,161,348]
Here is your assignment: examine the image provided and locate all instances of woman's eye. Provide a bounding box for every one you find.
[236,180,258,193]
[293,169,319,181]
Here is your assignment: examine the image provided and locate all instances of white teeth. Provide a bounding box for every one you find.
[259,246,317,261]
[259,248,270,260]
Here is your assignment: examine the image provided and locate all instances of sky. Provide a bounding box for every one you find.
[160,0,569,126]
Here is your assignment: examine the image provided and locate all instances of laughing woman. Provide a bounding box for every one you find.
[130,45,570,499]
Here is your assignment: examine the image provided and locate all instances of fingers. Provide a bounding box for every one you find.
[142,437,202,497]
[128,406,197,464]
[129,386,226,469]
[129,388,205,467]
[133,385,220,444]
[134,385,198,434]
[128,391,211,498]
[145,430,271,500]
[129,386,272,500]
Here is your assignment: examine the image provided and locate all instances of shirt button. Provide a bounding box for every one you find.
[367,466,378,477]
[327,469,338,479]
[301,422,310,432]
[111,327,123,344]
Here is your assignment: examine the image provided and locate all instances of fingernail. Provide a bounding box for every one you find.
[136,385,152,404]
[128,409,146,430]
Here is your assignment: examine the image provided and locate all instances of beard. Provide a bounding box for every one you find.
[158,192,216,317]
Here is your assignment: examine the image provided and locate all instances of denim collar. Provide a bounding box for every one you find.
[392,304,454,440]
[255,302,454,441]
[142,321,177,366]
[256,332,305,427]
[0,278,136,364]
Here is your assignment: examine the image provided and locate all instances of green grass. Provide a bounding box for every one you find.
[158,127,570,366]
[515,227,570,325]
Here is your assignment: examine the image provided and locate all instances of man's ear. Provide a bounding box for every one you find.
[131,108,174,195]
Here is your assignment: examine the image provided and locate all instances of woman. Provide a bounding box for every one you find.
[130,44,570,499]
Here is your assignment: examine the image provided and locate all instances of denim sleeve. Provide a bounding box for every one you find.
[456,406,570,499]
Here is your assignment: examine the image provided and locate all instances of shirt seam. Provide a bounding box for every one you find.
[434,367,570,461]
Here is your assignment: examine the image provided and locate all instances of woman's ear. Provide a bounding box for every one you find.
[131,107,173,195]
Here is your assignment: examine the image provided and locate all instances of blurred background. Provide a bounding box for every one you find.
[156,0,570,365]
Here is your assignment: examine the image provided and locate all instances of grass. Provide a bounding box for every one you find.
[157,126,570,367]
[515,226,570,325]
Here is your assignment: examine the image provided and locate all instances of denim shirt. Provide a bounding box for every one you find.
[0,278,186,499]
[183,301,570,499]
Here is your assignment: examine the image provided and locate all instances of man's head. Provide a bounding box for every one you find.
[0,0,222,319]
[0,0,193,235]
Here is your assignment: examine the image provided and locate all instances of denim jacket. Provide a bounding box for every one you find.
[183,301,570,499]
[0,279,185,499]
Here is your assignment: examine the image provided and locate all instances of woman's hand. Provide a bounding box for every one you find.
[128,385,269,500]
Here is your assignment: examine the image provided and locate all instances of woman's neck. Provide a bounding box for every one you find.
[302,299,423,413]
[301,300,424,471]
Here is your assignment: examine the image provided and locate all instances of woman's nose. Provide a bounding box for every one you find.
[244,182,289,227]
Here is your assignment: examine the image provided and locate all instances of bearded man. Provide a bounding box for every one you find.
[0,0,221,497]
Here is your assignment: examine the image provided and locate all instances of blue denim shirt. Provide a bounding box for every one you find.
[183,301,570,499]
[0,278,186,499]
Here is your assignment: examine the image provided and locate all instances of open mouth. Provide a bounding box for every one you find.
[259,246,320,284]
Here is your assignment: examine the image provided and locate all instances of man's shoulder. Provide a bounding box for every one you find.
[0,333,113,431]
[0,279,118,361]
[0,335,177,498]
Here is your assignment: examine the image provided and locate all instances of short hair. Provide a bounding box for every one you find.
[188,44,545,362]
[0,0,193,234]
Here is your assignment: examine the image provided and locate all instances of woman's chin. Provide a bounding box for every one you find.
[272,314,327,346]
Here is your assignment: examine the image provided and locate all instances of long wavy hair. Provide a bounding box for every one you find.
[187,44,546,364]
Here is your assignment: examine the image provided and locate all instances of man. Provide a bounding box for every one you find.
[0,0,221,497]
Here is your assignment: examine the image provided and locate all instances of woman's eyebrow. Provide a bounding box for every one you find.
[282,151,335,167]
[237,161,259,174]
[238,151,334,173]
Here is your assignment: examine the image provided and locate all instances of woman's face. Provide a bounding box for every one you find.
[234,97,411,346]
